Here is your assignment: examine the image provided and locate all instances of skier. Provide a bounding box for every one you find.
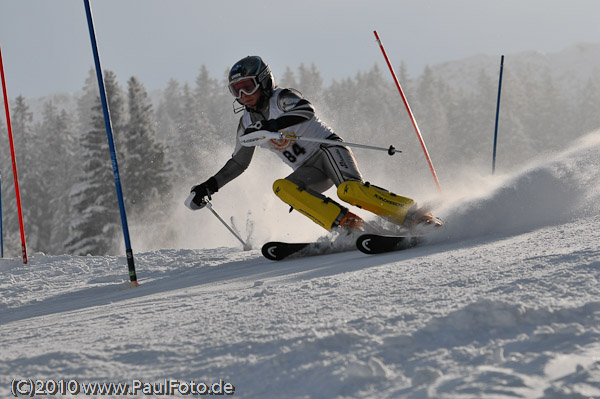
[185,55,440,233]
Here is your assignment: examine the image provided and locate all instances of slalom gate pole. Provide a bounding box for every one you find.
[83,0,138,286]
[492,55,504,175]
[373,30,442,193]
[0,41,28,264]
[0,171,3,258]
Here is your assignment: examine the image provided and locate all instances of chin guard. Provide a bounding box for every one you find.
[232,99,245,114]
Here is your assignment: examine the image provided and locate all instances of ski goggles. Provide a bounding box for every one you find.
[228,76,260,98]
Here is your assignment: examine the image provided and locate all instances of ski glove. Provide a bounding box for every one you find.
[185,177,219,210]
[244,119,278,134]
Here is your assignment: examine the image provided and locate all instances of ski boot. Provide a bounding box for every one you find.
[337,210,365,234]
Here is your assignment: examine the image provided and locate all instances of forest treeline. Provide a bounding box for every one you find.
[1,59,599,256]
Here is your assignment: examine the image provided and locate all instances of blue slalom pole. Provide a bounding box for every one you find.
[83,0,138,285]
[492,55,504,174]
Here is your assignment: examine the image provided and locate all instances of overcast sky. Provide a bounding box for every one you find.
[1,0,599,98]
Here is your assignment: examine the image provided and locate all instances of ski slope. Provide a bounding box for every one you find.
[1,132,600,398]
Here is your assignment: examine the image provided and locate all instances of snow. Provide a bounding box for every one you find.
[1,133,600,398]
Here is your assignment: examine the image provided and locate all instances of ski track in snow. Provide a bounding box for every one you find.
[1,133,600,398]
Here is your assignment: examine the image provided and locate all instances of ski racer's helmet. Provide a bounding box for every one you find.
[228,56,274,100]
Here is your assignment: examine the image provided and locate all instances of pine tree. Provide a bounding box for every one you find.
[0,108,21,256]
[455,68,498,169]
[156,78,183,146]
[415,66,450,138]
[77,68,100,132]
[279,66,298,88]
[9,96,50,252]
[103,70,127,144]
[397,61,412,93]
[122,76,172,213]
[66,70,125,255]
[171,83,217,177]
[194,65,230,145]
[40,100,78,253]
[297,63,324,101]
[194,65,219,120]
[323,76,356,129]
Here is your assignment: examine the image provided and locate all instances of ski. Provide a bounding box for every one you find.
[262,234,421,260]
[261,238,355,261]
[262,218,442,260]
[355,234,421,255]
[262,242,306,260]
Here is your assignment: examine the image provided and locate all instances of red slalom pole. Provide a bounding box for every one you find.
[373,30,442,193]
[0,41,28,264]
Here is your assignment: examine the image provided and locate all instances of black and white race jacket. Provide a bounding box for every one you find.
[212,87,339,189]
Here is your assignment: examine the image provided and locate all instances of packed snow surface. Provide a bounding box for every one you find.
[1,133,600,398]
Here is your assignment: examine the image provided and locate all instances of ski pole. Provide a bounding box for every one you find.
[240,130,400,155]
[202,199,251,250]
[279,132,399,155]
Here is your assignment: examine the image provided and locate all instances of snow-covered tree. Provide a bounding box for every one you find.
[279,66,298,88]
[168,83,218,177]
[39,100,78,252]
[121,76,172,213]
[8,95,51,252]
[156,78,183,146]
[77,68,100,133]
[297,63,324,102]
[66,71,125,255]
[194,65,231,145]
[0,102,21,256]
